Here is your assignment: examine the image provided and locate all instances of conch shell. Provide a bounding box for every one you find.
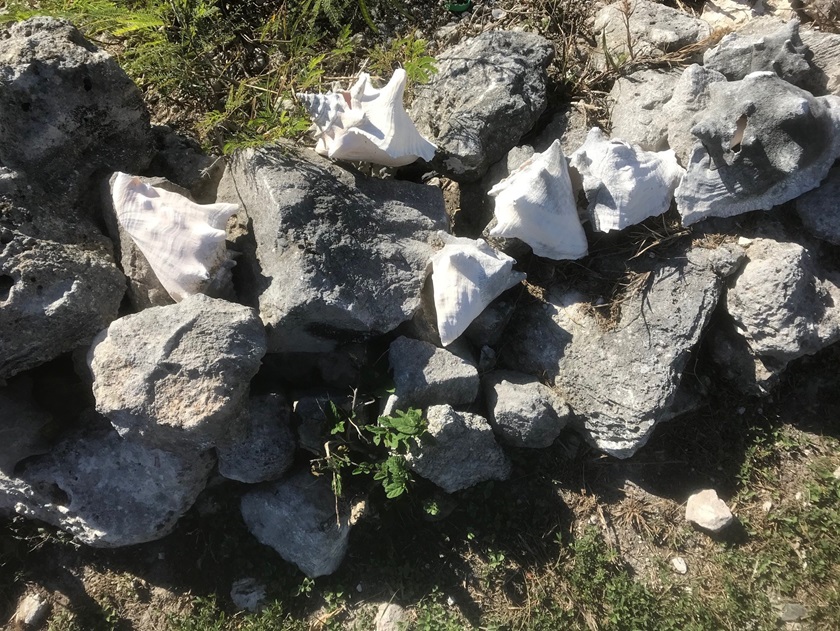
[110,172,238,302]
[570,128,685,232]
[430,233,525,346]
[487,139,588,260]
[297,69,437,167]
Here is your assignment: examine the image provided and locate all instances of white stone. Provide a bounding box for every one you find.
[685,489,735,532]
[671,557,688,574]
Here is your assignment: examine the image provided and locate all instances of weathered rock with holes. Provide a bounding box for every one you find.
[89,294,267,451]
[388,336,479,409]
[483,370,571,448]
[0,18,153,204]
[607,68,682,151]
[796,166,840,245]
[405,404,511,493]
[240,470,350,577]
[216,143,447,353]
[410,31,554,182]
[1,426,215,547]
[502,242,744,458]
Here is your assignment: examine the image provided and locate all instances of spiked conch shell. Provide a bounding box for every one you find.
[111,172,238,302]
[569,128,685,232]
[430,233,526,346]
[487,140,588,260]
[297,69,437,167]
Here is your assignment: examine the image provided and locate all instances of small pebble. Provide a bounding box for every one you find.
[671,557,688,574]
[14,594,50,628]
[491,8,506,19]
[762,500,773,513]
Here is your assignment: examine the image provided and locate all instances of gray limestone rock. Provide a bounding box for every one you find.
[685,489,735,532]
[594,0,711,61]
[0,18,153,204]
[706,324,782,396]
[217,393,296,484]
[675,73,840,226]
[217,143,447,353]
[89,294,267,451]
[240,470,350,577]
[801,28,840,96]
[483,370,571,448]
[533,105,591,156]
[703,20,816,88]
[1,427,214,547]
[148,125,225,204]
[389,336,479,409]
[410,31,554,182]
[0,175,126,379]
[796,166,840,245]
[607,68,682,151]
[502,242,744,458]
[405,404,511,493]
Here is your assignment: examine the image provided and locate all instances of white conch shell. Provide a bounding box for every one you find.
[297,69,437,167]
[569,128,685,232]
[487,139,588,260]
[111,172,238,302]
[430,233,526,346]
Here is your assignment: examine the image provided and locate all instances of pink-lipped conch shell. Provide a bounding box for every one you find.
[110,172,238,302]
[487,139,588,260]
[430,233,526,346]
[297,69,437,167]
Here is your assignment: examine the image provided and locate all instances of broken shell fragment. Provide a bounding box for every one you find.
[487,139,588,260]
[569,128,685,233]
[297,69,437,167]
[430,234,525,346]
[110,172,238,302]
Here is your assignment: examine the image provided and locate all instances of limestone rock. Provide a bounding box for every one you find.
[375,602,409,631]
[410,31,554,181]
[2,427,214,547]
[483,370,571,448]
[800,29,840,96]
[148,125,225,204]
[685,489,735,532]
[796,166,840,245]
[0,18,152,204]
[405,404,511,493]
[533,105,591,156]
[502,242,744,458]
[217,393,296,484]
[701,0,769,29]
[13,593,50,628]
[230,578,267,613]
[389,336,479,409]
[217,143,447,353]
[89,294,267,451]
[240,470,350,577]
[607,68,682,151]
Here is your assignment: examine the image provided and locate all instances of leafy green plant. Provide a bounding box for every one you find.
[368,34,438,86]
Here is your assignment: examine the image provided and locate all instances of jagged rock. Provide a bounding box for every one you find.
[0,174,126,379]
[216,143,447,353]
[800,29,840,96]
[705,324,782,396]
[533,105,591,155]
[217,393,296,484]
[703,20,816,89]
[721,236,840,384]
[796,166,840,245]
[230,578,267,613]
[388,336,479,409]
[675,72,840,226]
[2,427,214,547]
[661,64,728,167]
[294,392,358,454]
[502,242,744,458]
[410,31,554,182]
[148,125,225,204]
[607,68,682,151]
[0,18,153,204]
[240,470,350,577]
[463,294,518,348]
[13,593,50,628]
[0,377,51,474]
[89,294,266,451]
[482,370,571,448]
[701,0,768,28]
[594,0,711,62]
[685,489,735,532]
[405,404,511,493]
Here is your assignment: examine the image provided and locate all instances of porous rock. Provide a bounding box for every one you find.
[0,174,125,379]
[217,143,447,353]
[388,336,479,409]
[240,470,350,577]
[1,427,214,547]
[796,166,840,245]
[675,72,840,225]
[410,31,554,181]
[685,489,735,532]
[483,370,571,448]
[405,404,511,493]
[217,393,296,484]
[607,68,682,151]
[502,242,744,458]
[0,18,153,204]
[89,294,267,451]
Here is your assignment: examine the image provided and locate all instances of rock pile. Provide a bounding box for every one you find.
[2,2,840,579]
